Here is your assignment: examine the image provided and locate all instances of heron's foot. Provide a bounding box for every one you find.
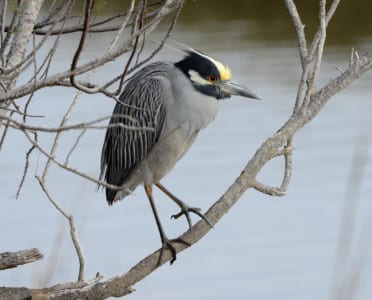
[171,203,213,230]
[158,236,190,265]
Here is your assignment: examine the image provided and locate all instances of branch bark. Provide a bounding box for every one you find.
[0,248,43,270]
[1,0,44,110]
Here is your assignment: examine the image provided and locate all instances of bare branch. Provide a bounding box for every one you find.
[70,0,99,94]
[284,0,307,66]
[20,128,127,190]
[0,113,153,133]
[308,0,341,61]
[65,129,86,165]
[0,110,13,152]
[5,0,44,85]
[107,0,136,54]
[0,1,22,68]
[280,143,293,192]
[31,1,165,36]
[0,248,43,270]
[33,0,71,31]
[0,0,7,65]
[301,0,327,110]
[36,176,85,281]
[250,180,287,196]
[15,143,36,199]
[0,0,184,103]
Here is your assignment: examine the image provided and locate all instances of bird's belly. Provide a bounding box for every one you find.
[140,121,198,184]
[121,94,218,194]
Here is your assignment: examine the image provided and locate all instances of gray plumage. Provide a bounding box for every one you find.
[100,60,219,204]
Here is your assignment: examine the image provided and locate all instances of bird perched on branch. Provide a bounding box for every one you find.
[99,48,260,264]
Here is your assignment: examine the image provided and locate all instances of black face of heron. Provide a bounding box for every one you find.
[175,50,262,100]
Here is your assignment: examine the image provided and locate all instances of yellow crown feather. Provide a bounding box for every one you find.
[215,61,232,81]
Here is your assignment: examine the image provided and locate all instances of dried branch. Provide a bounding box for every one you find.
[0,113,153,133]
[301,0,327,110]
[31,1,165,35]
[284,0,307,66]
[0,0,184,103]
[0,1,22,68]
[33,0,70,31]
[20,128,128,190]
[5,0,44,88]
[15,143,36,199]
[36,176,85,281]
[0,248,43,270]
[69,0,98,94]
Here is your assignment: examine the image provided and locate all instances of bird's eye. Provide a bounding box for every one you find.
[207,75,218,83]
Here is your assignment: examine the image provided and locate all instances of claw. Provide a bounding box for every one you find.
[158,237,190,265]
[171,205,213,230]
[154,182,213,229]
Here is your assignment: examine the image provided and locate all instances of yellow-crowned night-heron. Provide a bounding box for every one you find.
[100,48,260,264]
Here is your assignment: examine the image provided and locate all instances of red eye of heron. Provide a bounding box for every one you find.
[207,75,218,82]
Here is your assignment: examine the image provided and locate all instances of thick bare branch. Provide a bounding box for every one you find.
[5,0,44,86]
[0,248,43,270]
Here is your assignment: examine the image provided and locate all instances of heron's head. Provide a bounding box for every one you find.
[174,49,261,100]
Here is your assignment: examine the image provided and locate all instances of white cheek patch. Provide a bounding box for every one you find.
[188,70,210,85]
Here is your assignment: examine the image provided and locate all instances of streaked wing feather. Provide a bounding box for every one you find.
[100,77,166,203]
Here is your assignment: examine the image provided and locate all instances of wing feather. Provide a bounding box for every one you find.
[100,77,167,204]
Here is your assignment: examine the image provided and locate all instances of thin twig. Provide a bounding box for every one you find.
[308,0,341,62]
[0,110,14,152]
[70,0,100,94]
[250,179,286,196]
[65,129,86,165]
[41,94,80,180]
[101,0,183,95]
[33,0,69,30]
[106,0,136,54]
[284,0,307,67]
[0,0,184,103]
[36,176,85,281]
[31,3,165,36]
[21,128,127,190]
[114,1,143,96]
[301,0,327,110]
[15,143,36,199]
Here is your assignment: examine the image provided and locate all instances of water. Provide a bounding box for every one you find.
[1,10,372,300]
